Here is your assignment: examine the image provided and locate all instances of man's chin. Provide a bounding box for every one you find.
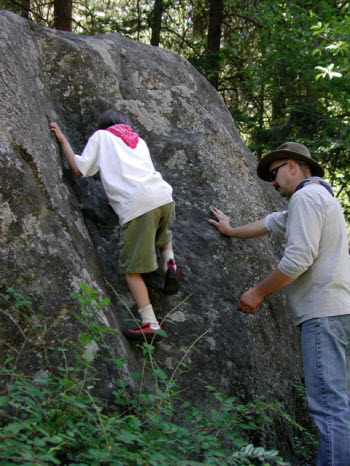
[275,185,288,198]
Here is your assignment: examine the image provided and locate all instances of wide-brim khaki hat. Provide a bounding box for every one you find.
[257,142,325,181]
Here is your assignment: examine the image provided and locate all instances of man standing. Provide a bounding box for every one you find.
[209,142,350,465]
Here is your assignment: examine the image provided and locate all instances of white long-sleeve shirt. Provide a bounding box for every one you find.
[74,130,173,225]
[264,182,350,326]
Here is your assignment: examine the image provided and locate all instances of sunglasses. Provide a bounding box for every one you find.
[268,163,287,182]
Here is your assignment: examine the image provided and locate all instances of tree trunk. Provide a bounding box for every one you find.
[20,0,30,18]
[150,0,164,46]
[54,0,72,31]
[271,91,285,123]
[207,0,223,89]
[136,0,141,41]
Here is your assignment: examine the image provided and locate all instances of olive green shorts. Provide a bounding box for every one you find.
[119,202,175,275]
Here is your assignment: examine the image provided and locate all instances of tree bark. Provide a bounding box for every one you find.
[54,0,72,31]
[207,0,223,89]
[150,0,164,46]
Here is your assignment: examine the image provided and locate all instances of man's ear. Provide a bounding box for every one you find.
[288,159,297,175]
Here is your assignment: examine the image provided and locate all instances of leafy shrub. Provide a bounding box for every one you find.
[0,282,314,465]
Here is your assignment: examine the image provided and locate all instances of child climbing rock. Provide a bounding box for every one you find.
[49,109,179,341]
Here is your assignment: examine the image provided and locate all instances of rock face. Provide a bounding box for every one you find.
[0,11,308,460]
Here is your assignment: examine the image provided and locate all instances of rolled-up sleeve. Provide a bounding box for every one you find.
[264,210,288,235]
[277,195,323,279]
[74,137,100,177]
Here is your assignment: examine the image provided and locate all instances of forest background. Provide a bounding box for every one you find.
[2,0,349,229]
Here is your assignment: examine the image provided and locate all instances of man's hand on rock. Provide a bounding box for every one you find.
[208,207,233,236]
[237,287,264,314]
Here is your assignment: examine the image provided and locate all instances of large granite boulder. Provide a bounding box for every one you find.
[0,11,309,461]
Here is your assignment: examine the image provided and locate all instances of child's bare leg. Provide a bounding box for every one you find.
[161,240,173,252]
[123,273,159,328]
[124,273,150,308]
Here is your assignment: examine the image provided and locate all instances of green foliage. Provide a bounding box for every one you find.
[0,282,316,465]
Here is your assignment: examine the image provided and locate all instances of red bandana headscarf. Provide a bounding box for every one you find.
[105,124,139,149]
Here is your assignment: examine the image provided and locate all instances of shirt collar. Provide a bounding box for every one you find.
[294,177,334,197]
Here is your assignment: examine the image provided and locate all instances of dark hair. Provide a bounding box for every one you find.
[95,109,132,130]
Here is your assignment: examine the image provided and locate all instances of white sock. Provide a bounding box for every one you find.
[138,304,159,327]
[162,249,175,272]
